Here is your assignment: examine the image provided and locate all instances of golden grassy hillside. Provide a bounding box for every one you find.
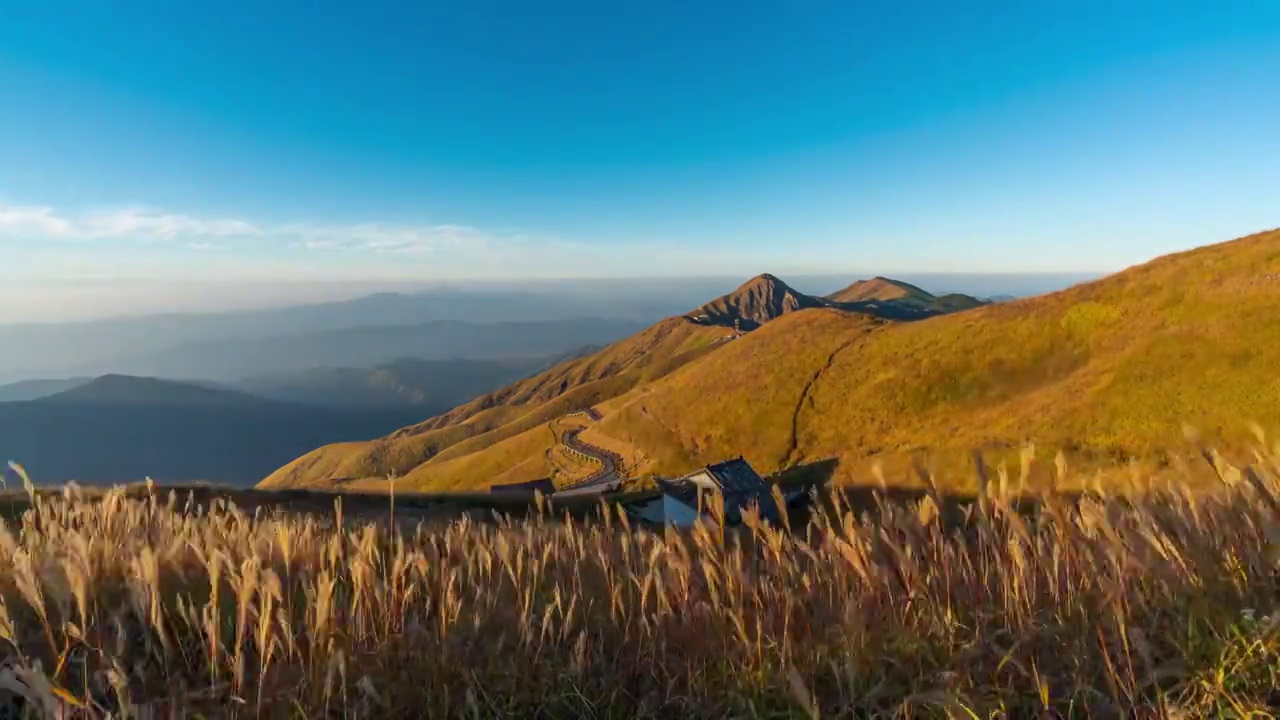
[265,229,1279,493]
[593,229,1280,485]
[360,271,988,489]
[586,309,887,474]
[260,316,732,489]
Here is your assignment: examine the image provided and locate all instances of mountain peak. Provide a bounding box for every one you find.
[827,277,935,304]
[687,273,825,331]
[824,276,988,319]
[39,374,264,407]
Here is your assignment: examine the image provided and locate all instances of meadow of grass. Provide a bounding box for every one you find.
[0,437,1279,718]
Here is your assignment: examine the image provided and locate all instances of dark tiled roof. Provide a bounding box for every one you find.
[702,457,769,493]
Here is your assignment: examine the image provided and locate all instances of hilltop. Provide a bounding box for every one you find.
[827,276,987,319]
[686,273,827,330]
[684,273,987,329]
[826,276,934,304]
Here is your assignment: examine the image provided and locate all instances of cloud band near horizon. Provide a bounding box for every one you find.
[0,201,535,254]
[0,198,773,282]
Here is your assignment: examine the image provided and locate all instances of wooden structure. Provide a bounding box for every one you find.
[624,457,783,527]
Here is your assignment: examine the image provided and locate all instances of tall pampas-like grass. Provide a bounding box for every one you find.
[0,444,1278,716]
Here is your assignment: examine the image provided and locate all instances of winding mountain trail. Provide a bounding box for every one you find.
[554,409,625,495]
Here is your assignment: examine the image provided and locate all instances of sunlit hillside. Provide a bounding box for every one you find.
[260,316,733,489]
[589,229,1280,485]
[261,229,1280,494]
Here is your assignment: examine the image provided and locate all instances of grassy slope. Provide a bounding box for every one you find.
[591,229,1280,486]
[369,308,886,492]
[589,309,885,478]
[265,229,1280,492]
[260,317,732,489]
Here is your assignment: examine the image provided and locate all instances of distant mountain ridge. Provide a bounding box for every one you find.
[0,374,426,486]
[0,276,1085,384]
[0,377,91,402]
[41,374,266,406]
[0,284,710,383]
[238,355,560,409]
[20,317,647,382]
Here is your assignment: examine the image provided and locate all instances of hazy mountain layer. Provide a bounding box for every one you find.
[0,375,426,486]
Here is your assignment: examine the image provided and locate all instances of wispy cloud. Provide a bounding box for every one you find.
[281,222,512,255]
[0,204,74,237]
[88,209,262,240]
[0,199,743,279]
[0,203,263,241]
[0,201,542,257]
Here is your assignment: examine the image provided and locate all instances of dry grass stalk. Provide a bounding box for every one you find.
[0,446,1277,716]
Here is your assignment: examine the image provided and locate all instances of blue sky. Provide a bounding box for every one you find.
[1,1,1278,298]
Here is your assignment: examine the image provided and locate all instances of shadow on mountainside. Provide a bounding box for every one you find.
[772,457,841,488]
